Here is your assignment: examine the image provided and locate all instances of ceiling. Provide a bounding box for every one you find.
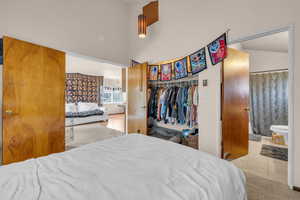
[241,31,288,52]
[121,0,152,4]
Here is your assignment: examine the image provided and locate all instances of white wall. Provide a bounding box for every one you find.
[67,54,124,115]
[245,50,288,72]
[128,0,300,187]
[198,63,222,157]
[66,54,123,78]
[0,0,130,65]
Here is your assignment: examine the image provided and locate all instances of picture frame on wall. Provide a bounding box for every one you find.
[160,63,172,81]
[207,33,227,65]
[149,65,159,81]
[189,47,207,74]
[174,57,188,79]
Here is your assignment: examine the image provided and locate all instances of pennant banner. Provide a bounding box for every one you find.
[207,33,227,65]
[148,32,228,81]
[189,47,207,74]
[160,63,172,81]
[174,57,188,80]
[149,65,159,81]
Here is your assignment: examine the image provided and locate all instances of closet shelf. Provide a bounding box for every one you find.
[148,74,199,85]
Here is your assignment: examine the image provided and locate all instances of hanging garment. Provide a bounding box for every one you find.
[147,84,198,127]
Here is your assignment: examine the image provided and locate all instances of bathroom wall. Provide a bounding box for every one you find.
[245,49,288,72]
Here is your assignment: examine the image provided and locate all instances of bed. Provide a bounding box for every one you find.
[65,102,108,126]
[0,134,247,200]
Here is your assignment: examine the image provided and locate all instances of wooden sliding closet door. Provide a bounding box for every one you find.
[127,63,148,135]
[222,48,249,160]
[2,36,65,165]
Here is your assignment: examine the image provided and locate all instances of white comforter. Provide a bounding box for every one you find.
[0,134,247,200]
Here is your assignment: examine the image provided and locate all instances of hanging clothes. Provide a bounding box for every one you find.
[148,82,198,128]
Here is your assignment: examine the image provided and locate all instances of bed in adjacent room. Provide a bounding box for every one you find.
[65,102,108,126]
[0,134,246,200]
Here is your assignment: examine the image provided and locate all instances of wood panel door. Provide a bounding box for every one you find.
[127,63,148,135]
[2,36,65,165]
[222,48,249,160]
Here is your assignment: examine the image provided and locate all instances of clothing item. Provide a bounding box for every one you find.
[148,85,198,128]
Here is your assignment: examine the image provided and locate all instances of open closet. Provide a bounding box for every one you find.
[127,59,199,149]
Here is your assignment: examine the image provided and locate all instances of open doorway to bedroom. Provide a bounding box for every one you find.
[227,31,289,186]
[65,53,126,150]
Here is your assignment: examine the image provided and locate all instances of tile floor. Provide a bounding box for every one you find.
[232,136,300,199]
[232,136,288,184]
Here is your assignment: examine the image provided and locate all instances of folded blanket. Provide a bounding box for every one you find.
[66,109,104,118]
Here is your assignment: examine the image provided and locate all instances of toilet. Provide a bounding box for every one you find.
[270,125,288,145]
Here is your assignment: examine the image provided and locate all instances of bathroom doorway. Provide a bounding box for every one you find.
[227,29,291,186]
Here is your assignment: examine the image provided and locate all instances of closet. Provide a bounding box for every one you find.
[147,76,199,148]
[127,60,199,149]
[1,36,65,164]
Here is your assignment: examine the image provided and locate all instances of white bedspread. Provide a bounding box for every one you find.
[0,134,247,200]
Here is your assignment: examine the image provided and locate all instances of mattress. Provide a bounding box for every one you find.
[65,114,108,126]
[0,134,246,200]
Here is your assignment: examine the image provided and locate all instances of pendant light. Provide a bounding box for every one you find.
[138,14,147,38]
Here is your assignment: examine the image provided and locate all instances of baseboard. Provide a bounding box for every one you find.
[293,186,300,192]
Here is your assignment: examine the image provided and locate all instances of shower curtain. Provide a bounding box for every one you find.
[249,71,288,136]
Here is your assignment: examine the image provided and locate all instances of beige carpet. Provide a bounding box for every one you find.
[66,123,123,150]
[246,172,300,200]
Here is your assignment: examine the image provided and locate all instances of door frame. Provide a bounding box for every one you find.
[228,25,295,188]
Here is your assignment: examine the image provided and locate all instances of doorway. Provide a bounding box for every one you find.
[65,53,125,150]
[224,28,293,187]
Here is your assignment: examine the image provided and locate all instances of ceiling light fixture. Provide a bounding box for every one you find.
[138,14,147,39]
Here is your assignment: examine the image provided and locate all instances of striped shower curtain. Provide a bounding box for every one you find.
[249,71,288,136]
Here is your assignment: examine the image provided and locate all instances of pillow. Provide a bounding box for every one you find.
[78,102,100,112]
[66,103,77,113]
[99,106,106,112]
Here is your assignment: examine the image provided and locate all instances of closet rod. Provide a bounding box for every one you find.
[250,68,288,74]
[148,75,199,85]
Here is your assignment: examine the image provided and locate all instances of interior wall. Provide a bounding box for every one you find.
[198,63,222,157]
[245,50,288,72]
[66,54,123,78]
[229,44,289,72]
[128,0,300,187]
[0,0,130,65]
[67,54,124,114]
